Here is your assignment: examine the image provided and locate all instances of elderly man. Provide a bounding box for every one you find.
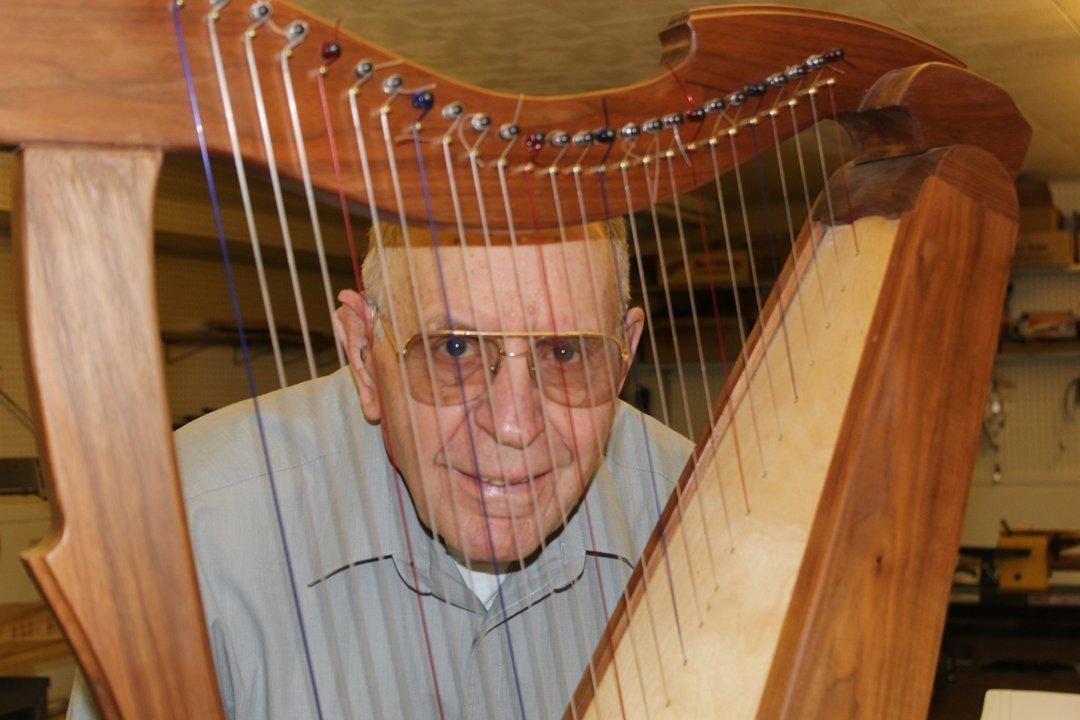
[68,220,690,720]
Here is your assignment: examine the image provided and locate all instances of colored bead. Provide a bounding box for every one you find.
[321,41,341,62]
[525,133,546,151]
[686,107,706,122]
[411,90,434,111]
[595,127,616,143]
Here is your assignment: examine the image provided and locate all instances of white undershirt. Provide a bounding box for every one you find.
[454,560,505,609]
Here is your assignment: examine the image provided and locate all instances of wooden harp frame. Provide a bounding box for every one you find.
[1,1,1029,718]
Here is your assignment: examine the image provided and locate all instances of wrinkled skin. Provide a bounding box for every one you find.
[334,233,643,566]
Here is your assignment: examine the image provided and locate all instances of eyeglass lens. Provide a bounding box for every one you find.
[404,334,623,407]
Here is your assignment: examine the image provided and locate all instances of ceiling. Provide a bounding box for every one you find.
[301,0,1080,179]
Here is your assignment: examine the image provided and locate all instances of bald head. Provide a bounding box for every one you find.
[360,219,630,318]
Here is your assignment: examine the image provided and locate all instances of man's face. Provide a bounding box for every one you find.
[339,231,643,565]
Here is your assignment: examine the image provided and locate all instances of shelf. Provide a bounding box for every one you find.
[1011,263,1080,276]
[997,339,1080,360]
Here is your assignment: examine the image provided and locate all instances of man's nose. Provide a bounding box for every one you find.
[472,343,546,450]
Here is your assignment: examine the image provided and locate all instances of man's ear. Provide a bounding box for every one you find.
[334,289,382,422]
[621,306,645,388]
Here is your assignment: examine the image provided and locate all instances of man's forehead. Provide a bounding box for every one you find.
[378,239,621,329]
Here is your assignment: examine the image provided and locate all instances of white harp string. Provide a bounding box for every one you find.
[707,138,768,479]
[726,130,783,439]
[206,8,287,389]
[278,28,347,369]
[243,21,319,379]
[786,100,833,329]
[767,110,816,368]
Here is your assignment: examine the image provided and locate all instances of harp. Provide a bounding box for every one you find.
[3,1,1030,718]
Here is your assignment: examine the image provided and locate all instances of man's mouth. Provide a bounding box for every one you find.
[455,469,552,487]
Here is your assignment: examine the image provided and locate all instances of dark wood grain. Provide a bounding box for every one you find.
[755,144,1018,720]
[14,145,226,720]
[0,1,960,229]
[836,62,1031,177]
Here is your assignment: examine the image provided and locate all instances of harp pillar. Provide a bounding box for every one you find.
[14,145,226,720]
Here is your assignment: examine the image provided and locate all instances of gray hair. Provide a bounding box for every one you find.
[360,219,631,319]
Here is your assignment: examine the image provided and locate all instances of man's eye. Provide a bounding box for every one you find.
[442,337,471,358]
[549,344,578,363]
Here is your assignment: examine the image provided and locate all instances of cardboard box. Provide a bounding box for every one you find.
[1013,230,1076,268]
[664,249,751,289]
[1019,205,1061,234]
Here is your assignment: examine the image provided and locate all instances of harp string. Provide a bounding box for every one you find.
[278,26,347,368]
[205,3,287,389]
[381,98,495,720]
[348,78,452,719]
[255,21,387,716]
[408,124,536,720]
[826,81,861,255]
[636,150,707,630]
[493,147,623,719]
[807,88,846,287]
[440,134,581,719]
[465,143,616,720]
[171,5,326,718]
[243,14,319,378]
[663,64,750,519]
[661,151,731,564]
[612,163,690,663]
[523,150,660,718]
[726,131,783,439]
[786,100,833,328]
[314,55,362,291]
[314,52,424,719]
[707,138,767,479]
[748,123,799,401]
[546,165,662,717]
[767,110,816,367]
[685,160,750,518]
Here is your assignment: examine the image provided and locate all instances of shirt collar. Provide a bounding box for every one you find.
[306,387,654,589]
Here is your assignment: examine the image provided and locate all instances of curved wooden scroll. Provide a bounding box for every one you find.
[0,1,960,228]
[566,64,1028,719]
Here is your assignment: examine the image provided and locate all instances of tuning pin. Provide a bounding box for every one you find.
[686,107,707,122]
[662,113,685,127]
[548,130,570,147]
[743,82,767,97]
[766,73,788,88]
[824,48,845,63]
[642,118,663,133]
[286,21,308,41]
[470,114,491,133]
[572,130,594,146]
[804,53,827,70]
[595,127,616,143]
[382,74,404,94]
[619,122,641,139]
[724,90,746,107]
[248,2,271,21]
[785,63,807,79]
[354,59,374,79]
[498,123,520,141]
[703,97,726,114]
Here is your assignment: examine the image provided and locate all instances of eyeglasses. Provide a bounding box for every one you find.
[378,317,629,408]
